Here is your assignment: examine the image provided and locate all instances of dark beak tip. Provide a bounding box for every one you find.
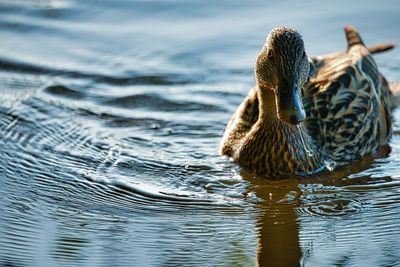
[289,115,305,125]
[278,112,306,125]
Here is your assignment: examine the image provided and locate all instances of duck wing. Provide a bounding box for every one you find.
[220,87,259,156]
[303,26,394,163]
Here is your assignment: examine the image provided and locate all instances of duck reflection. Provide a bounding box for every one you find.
[248,176,302,267]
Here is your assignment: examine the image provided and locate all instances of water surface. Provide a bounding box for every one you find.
[1,1,400,266]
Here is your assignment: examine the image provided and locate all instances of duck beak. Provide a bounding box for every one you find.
[276,82,306,125]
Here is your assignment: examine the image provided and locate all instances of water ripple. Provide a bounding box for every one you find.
[102,93,225,112]
[0,57,194,86]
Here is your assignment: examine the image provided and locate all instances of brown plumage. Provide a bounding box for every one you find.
[220,25,399,177]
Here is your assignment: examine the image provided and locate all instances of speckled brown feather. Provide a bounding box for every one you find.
[303,26,395,164]
[220,26,398,176]
[220,88,259,156]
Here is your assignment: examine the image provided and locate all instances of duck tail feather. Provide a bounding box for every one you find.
[368,43,396,54]
[390,81,400,97]
[389,81,400,107]
[344,25,365,48]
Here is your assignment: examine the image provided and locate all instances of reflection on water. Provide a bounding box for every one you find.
[252,179,302,267]
[1,0,400,266]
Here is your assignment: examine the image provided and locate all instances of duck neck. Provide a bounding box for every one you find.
[256,86,278,121]
[238,86,327,176]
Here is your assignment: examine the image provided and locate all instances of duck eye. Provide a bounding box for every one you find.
[268,50,273,58]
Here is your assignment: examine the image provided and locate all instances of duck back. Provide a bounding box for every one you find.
[303,26,394,164]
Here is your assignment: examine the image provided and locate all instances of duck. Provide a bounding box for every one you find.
[220,25,400,177]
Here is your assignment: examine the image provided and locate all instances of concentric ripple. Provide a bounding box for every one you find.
[297,195,366,217]
[295,184,367,217]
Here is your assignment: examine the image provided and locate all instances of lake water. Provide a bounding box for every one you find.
[1,1,400,266]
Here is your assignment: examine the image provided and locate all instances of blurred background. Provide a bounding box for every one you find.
[0,0,400,266]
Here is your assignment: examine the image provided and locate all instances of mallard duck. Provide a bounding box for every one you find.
[220,25,400,176]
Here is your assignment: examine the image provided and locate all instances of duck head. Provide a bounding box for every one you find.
[255,27,310,125]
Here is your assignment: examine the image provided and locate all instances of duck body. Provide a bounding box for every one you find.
[220,26,398,177]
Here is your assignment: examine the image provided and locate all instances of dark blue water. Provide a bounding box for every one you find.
[1,1,400,266]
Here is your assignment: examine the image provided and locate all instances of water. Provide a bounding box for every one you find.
[0,0,400,266]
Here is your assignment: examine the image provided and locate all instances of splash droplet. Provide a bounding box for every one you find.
[324,159,336,171]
